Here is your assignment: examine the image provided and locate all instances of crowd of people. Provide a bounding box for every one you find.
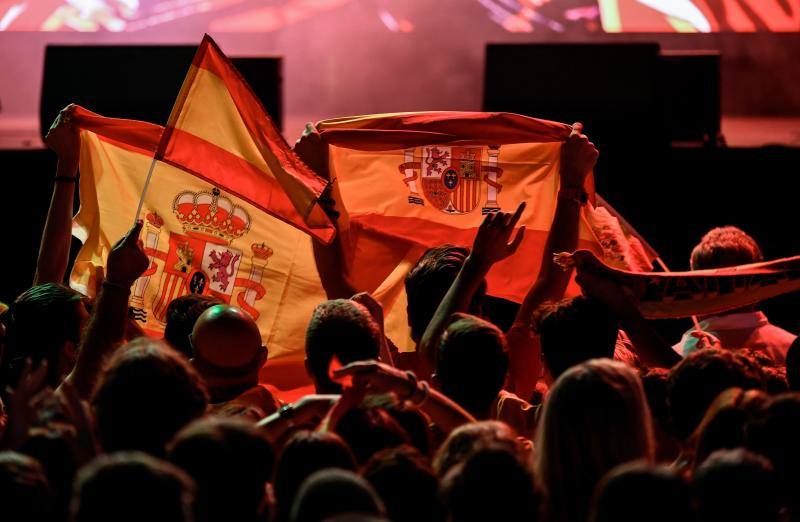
[1,107,799,522]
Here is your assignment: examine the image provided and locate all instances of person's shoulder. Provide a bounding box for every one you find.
[760,322,797,341]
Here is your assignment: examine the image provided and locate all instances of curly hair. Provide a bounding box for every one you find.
[690,226,763,270]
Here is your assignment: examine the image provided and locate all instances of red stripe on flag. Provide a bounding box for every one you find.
[189,35,327,195]
[162,128,334,241]
[317,112,573,151]
[153,273,178,322]
[73,106,162,155]
[343,214,601,302]
[72,105,334,243]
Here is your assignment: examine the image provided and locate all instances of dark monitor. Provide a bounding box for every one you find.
[40,45,282,138]
[483,43,720,145]
[483,43,663,146]
[659,51,721,144]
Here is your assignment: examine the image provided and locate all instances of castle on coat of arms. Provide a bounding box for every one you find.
[398,145,504,215]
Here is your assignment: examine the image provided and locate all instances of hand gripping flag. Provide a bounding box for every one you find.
[315,112,658,350]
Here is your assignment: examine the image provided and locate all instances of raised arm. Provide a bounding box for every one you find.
[34,105,80,286]
[417,203,526,377]
[61,221,149,399]
[574,259,680,369]
[257,394,340,446]
[514,123,598,323]
[506,123,598,397]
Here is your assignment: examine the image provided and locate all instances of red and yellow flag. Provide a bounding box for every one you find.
[156,34,334,243]
[70,106,324,390]
[68,35,339,390]
[317,111,657,350]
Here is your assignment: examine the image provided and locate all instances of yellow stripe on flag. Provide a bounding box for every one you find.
[72,126,327,388]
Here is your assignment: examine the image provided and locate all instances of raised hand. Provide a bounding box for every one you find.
[45,104,81,172]
[574,260,638,318]
[2,359,50,449]
[54,380,99,464]
[560,122,599,189]
[105,220,149,288]
[690,330,722,351]
[470,202,527,270]
[333,360,416,400]
[294,122,328,179]
[289,394,340,425]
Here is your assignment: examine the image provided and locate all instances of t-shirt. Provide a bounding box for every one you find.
[673,311,796,364]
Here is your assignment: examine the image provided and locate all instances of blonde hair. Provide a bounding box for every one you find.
[536,359,655,522]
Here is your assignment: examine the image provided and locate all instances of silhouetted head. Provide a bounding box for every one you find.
[164,294,224,359]
[691,387,769,468]
[168,416,274,522]
[435,314,507,418]
[693,448,779,522]
[441,445,538,522]
[362,445,442,522]
[70,452,195,522]
[305,299,380,394]
[533,296,619,382]
[667,348,764,442]
[537,359,654,522]
[690,226,763,270]
[2,283,88,387]
[21,429,80,521]
[0,451,54,521]
[191,305,266,398]
[92,338,209,456]
[745,393,800,511]
[290,469,385,522]
[434,420,519,477]
[405,245,485,343]
[273,430,356,522]
[591,462,694,522]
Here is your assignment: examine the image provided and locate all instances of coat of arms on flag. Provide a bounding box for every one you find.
[70,34,334,389]
[129,186,274,325]
[399,145,504,214]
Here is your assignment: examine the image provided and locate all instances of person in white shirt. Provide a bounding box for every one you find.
[673,227,797,363]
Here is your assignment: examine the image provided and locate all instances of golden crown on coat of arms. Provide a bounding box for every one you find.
[172,187,252,243]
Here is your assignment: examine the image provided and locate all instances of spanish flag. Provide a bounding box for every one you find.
[317,112,657,350]
[69,35,335,390]
[70,106,325,389]
[154,34,334,243]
